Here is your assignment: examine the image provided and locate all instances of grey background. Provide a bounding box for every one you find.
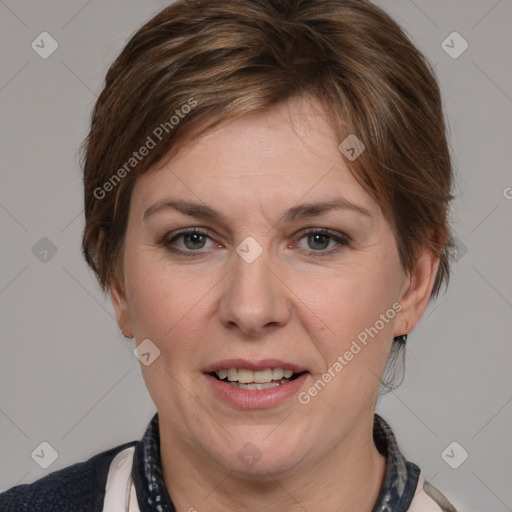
[0,1,511,510]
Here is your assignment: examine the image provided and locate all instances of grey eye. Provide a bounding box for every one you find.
[306,233,332,251]
[182,233,208,250]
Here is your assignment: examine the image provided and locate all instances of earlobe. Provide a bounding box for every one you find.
[109,280,134,339]
[395,247,440,338]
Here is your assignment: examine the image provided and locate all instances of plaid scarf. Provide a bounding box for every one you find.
[130,412,424,511]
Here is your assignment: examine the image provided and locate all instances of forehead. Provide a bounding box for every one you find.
[131,96,378,217]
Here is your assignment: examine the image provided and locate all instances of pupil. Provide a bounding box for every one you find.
[185,233,205,250]
[308,233,329,250]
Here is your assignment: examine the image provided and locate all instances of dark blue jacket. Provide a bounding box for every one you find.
[0,441,136,512]
[0,413,457,511]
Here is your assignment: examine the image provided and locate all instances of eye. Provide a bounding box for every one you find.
[158,227,349,258]
[161,229,216,254]
[294,229,349,257]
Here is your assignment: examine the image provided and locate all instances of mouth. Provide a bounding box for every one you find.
[203,359,310,408]
[208,367,307,390]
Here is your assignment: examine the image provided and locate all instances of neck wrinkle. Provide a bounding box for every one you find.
[158,412,388,512]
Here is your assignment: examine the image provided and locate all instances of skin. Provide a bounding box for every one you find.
[110,95,439,512]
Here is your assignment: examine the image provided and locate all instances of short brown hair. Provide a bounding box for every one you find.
[81,0,454,300]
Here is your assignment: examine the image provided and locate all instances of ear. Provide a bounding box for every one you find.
[109,279,134,338]
[394,246,440,337]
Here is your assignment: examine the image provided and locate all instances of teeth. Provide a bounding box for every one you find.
[227,381,281,390]
[238,368,254,384]
[254,369,273,383]
[272,368,284,380]
[215,367,298,384]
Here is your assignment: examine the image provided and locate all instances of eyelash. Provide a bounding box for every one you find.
[158,228,349,258]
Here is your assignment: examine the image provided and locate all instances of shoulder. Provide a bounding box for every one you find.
[0,440,138,512]
[408,473,458,512]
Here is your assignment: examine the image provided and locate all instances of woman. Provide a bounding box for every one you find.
[0,0,458,510]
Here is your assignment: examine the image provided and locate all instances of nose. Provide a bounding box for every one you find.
[218,248,292,338]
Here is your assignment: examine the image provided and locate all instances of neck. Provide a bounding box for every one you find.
[159,413,387,512]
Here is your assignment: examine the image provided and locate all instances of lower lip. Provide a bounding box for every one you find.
[204,372,309,409]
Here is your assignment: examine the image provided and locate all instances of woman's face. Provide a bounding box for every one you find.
[112,96,435,476]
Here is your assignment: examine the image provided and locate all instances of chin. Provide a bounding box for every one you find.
[213,433,306,478]
[231,452,304,479]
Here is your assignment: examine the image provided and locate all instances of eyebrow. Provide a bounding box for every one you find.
[143,197,372,224]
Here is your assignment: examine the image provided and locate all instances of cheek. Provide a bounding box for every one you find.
[293,255,401,388]
[296,280,397,419]
[124,250,218,353]
[298,259,400,339]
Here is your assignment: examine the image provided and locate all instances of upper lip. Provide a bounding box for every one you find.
[203,359,308,373]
